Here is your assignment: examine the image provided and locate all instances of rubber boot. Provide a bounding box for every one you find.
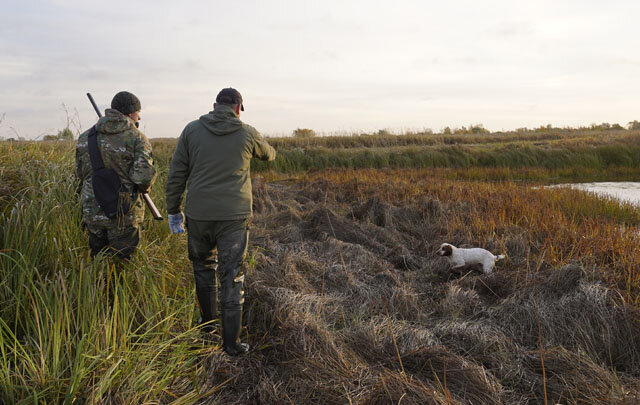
[218,228,249,355]
[193,260,219,334]
[196,287,217,333]
[222,309,249,356]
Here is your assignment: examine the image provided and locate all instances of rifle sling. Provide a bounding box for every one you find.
[87,126,105,171]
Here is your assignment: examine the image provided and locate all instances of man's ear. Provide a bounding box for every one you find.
[234,104,241,115]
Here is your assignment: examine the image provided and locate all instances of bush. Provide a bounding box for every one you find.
[56,127,74,141]
[292,128,316,138]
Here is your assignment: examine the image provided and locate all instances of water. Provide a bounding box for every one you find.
[552,182,640,206]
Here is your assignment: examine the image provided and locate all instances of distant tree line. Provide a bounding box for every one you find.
[513,122,631,133]
[442,124,489,135]
[287,121,639,139]
[3,118,640,142]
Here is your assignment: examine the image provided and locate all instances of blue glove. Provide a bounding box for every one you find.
[168,213,185,234]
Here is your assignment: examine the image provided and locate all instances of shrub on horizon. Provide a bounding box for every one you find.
[293,128,316,138]
[56,127,74,141]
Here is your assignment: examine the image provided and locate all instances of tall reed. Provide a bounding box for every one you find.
[0,142,208,403]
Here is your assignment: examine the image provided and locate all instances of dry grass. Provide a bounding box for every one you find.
[4,140,640,403]
[218,171,640,403]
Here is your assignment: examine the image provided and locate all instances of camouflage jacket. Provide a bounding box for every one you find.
[76,109,156,227]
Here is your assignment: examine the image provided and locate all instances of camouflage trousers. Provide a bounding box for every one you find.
[187,218,249,322]
[87,223,140,260]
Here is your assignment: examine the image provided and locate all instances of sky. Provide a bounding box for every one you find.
[1,0,639,139]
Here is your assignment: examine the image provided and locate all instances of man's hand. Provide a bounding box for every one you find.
[168,212,185,234]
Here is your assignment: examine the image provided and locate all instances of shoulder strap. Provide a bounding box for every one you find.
[87,125,105,170]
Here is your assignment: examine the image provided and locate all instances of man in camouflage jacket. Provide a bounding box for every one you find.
[165,88,276,355]
[76,91,156,260]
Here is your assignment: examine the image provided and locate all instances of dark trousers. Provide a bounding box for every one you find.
[187,218,249,322]
[87,224,139,260]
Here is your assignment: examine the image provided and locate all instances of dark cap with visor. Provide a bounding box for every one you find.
[216,88,244,111]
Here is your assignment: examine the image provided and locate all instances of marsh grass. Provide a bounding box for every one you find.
[3,135,640,403]
[246,142,640,174]
[153,129,640,180]
[260,128,635,150]
[306,168,640,301]
[0,142,212,403]
[230,129,640,175]
[244,172,640,403]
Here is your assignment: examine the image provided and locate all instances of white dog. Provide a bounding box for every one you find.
[436,243,505,274]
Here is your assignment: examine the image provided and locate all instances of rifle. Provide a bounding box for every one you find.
[86,93,163,221]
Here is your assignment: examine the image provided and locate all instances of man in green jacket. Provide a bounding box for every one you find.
[165,88,276,356]
[76,91,156,260]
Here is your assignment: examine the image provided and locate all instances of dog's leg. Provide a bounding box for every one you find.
[481,261,494,274]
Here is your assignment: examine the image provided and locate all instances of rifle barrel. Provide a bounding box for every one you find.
[87,93,102,118]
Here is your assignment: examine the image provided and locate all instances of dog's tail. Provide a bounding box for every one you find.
[495,254,505,261]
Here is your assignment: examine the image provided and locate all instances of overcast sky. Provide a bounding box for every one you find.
[1,0,639,139]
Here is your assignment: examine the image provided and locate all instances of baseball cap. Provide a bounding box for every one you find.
[216,87,244,111]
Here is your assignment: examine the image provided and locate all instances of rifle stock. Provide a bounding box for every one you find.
[86,92,163,221]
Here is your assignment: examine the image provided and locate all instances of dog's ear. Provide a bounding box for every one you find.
[442,245,453,256]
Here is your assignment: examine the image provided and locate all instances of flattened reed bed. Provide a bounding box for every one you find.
[520,348,634,404]
[302,169,640,299]
[243,171,640,403]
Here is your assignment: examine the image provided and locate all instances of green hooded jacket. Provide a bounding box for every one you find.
[165,104,276,220]
[76,108,156,227]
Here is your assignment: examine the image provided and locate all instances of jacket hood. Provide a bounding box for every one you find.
[198,104,242,136]
[96,108,135,134]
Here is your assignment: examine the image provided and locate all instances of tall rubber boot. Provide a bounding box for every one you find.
[222,309,249,356]
[193,261,218,333]
[196,287,217,333]
[218,227,249,355]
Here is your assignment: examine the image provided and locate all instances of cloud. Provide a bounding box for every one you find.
[2,0,640,139]
[490,21,534,38]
